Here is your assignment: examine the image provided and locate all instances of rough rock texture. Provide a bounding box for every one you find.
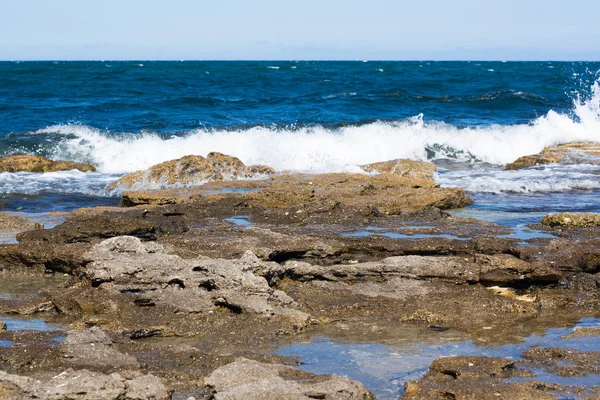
[107,153,274,190]
[58,328,139,369]
[0,369,169,400]
[505,142,600,170]
[17,215,156,245]
[402,356,560,400]
[0,154,96,173]
[0,320,5,331]
[0,213,42,232]
[121,172,472,214]
[205,358,375,400]
[361,158,437,181]
[83,236,310,323]
[541,212,600,228]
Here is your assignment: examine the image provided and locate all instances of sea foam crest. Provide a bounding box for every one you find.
[31,80,600,175]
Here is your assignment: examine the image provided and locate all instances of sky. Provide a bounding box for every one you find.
[1,0,599,60]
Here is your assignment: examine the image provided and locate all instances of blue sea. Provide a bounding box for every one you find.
[1,61,600,220]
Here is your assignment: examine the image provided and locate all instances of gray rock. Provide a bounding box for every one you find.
[84,237,310,325]
[0,369,170,400]
[205,358,375,400]
[58,327,138,368]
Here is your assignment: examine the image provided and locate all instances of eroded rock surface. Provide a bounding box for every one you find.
[361,158,437,181]
[505,142,600,170]
[0,154,96,173]
[83,236,310,323]
[120,172,472,214]
[541,212,600,228]
[205,358,375,400]
[402,356,562,400]
[0,369,169,400]
[107,152,274,190]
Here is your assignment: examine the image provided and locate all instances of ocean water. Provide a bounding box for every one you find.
[1,61,599,215]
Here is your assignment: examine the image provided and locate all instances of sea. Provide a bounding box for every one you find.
[1,61,600,225]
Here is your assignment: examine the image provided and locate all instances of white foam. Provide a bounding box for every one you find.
[0,171,122,196]
[439,164,600,194]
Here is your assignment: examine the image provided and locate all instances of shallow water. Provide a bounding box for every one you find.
[1,317,62,332]
[277,318,600,399]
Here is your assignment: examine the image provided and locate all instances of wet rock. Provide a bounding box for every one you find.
[121,172,472,214]
[402,356,560,400]
[107,153,274,190]
[0,242,90,273]
[273,253,561,288]
[0,369,169,400]
[522,347,600,377]
[17,215,156,244]
[205,357,375,400]
[58,327,139,369]
[0,320,5,331]
[83,236,310,323]
[0,154,96,173]
[0,213,42,232]
[541,212,600,228]
[505,142,600,170]
[561,326,600,339]
[360,158,437,181]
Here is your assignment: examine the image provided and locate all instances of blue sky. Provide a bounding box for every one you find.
[1,0,599,60]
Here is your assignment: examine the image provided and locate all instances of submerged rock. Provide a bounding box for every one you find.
[107,153,274,190]
[360,158,437,181]
[0,154,96,173]
[205,358,375,400]
[0,369,169,400]
[541,212,600,228]
[505,142,600,170]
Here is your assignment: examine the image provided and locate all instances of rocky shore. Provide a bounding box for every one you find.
[1,152,600,399]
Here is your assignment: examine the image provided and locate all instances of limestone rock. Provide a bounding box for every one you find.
[0,369,169,400]
[541,212,600,228]
[0,213,42,232]
[505,142,600,170]
[107,153,274,190]
[361,158,437,182]
[58,328,139,368]
[83,236,310,324]
[205,358,375,400]
[0,154,96,173]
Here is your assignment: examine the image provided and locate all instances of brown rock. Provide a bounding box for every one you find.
[120,172,473,214]
[0,320,5,331]
[361,158,437,182]
[107,152,275,190]
[541,212,600,228]
[0,154,96,173]
[505,142,600,170]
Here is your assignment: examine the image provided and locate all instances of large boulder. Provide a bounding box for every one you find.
[505,142,600,170]
[107,153,274,190]
[0,369,169,400]
[361,159,437,182]
[541,212,600,228]
[205,358,375,400]
[0,154,96,173]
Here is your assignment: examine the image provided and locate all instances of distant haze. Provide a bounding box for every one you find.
[1,0,599,60]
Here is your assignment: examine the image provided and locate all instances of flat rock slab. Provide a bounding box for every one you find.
[205,358,375,400]
[0,369,169,400]
[0,154,96,173]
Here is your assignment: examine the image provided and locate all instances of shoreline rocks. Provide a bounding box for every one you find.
[0,154,96,173]
[505,142,600,170]
[361,158,437,181]
[541,212,600,228]
[107,153,275,190]
[205,358,375,399]
[0,369,170,400]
